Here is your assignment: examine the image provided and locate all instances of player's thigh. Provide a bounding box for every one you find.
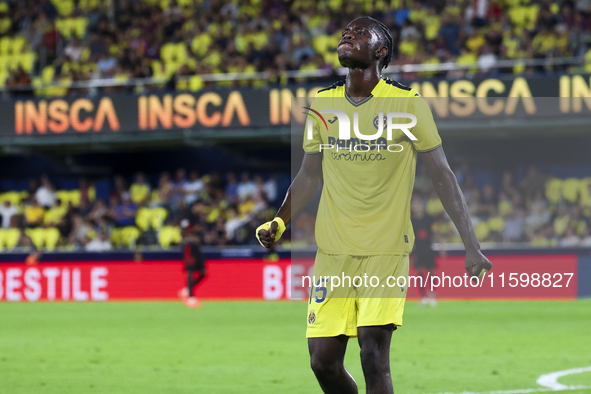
[308,335,349,366]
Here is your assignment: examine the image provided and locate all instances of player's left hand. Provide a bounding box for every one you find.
[465,249,492,282]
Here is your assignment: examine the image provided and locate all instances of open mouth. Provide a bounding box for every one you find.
[338,41,354,48]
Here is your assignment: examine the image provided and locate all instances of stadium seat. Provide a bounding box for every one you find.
[44,227,61,251]
[0,69,7,88]
[72,17,89,39]
[19,52,36,74]
[150,207,168,229]
[0,228,21,251]
[553,215,570,236]
[545,178,562,204]
[41,66,56,83]
[0,36,10,54]
[474,222,490,241]
[498,200,513,216]
[151,60,165,79]
[562,178,580,203]
[51,0,75,17]
[79,0,99,11]
[0,191,25,206]
[579,178,591,207]
[25,228,45,250]
[12,36,26,53]
[88,187,96,202]
[55,18,73,39]
[110,228,123,248]
[487,216,505,233]
[68,190,81,207]
[160,43,177,63]
[44,205,67,225]
[135,208,151,231]
[158,226,182,248]
[188,75,204,91]
[121,226,140,248]
[191,33,213,57]
[426,197,444,216]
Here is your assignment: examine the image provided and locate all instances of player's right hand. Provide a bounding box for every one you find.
[256,218,286,249]
[257,221,278,249]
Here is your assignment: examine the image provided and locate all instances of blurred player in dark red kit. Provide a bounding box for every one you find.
[178,218,206,308]
[411,198,437,306]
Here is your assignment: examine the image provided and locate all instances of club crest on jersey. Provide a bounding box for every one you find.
[373,115,388,130]
[308,311,316,324]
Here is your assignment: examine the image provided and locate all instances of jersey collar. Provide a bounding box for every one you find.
[344,78,387,107]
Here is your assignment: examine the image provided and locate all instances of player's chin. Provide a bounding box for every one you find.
[337,53,355,68]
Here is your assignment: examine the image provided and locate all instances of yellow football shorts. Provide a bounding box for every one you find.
[306,251,409,338]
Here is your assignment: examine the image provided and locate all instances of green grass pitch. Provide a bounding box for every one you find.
[0,300,590,393]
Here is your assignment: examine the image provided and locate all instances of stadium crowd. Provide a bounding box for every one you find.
[292,165,591,249]
[0,170,279,251]
[2,165,591,251]
[2,0,591,95]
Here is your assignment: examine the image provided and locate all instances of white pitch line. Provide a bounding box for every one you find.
[537,366,591,390]
[430,365,591,394]
[431,385,591,394]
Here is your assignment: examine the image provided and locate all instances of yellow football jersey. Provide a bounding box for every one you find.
[303,77,442,255]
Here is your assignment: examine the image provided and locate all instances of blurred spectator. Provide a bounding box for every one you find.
[0,200,17,229]
[264,175,278,204]
[87,198,108,223]
[170,168,188,210]
[63,38,85,62]
[520,166,546,200]
[111,175,128,202]
[560,227,581,247]
[225,207,250,243]
[24,199,45,227]
[35,175,56,208]
[68,214,92,246]
[85,231,113,252]
[111,194,137,227]
[154,171,173,207]
[44,199,66,226]
[225,172,239,202]
[184,170,204,205]
[502,210,524,242]
[130,172,151,205]
[580,228,591,247]
[6,67,32,97]
[237,171,255,201]
[79,179,93,207]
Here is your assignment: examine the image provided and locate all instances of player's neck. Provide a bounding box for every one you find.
[345,68,381,101]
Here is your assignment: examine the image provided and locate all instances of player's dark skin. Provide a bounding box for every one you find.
[258,17,493,394]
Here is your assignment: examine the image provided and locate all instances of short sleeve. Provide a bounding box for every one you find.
[302,99,323,154]
[409,92,442,153]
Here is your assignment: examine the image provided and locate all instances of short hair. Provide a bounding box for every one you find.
[359,16,393,70]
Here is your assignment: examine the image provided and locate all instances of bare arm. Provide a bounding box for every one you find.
[257,153,323,248]
[420,146,492,278]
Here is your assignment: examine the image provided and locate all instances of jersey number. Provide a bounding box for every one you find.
[308,278,327,304]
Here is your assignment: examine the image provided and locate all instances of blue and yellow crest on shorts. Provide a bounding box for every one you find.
[308,311,316,324]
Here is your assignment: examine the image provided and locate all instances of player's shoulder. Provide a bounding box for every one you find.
[315,79,346,98]
[381,77,420,98]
